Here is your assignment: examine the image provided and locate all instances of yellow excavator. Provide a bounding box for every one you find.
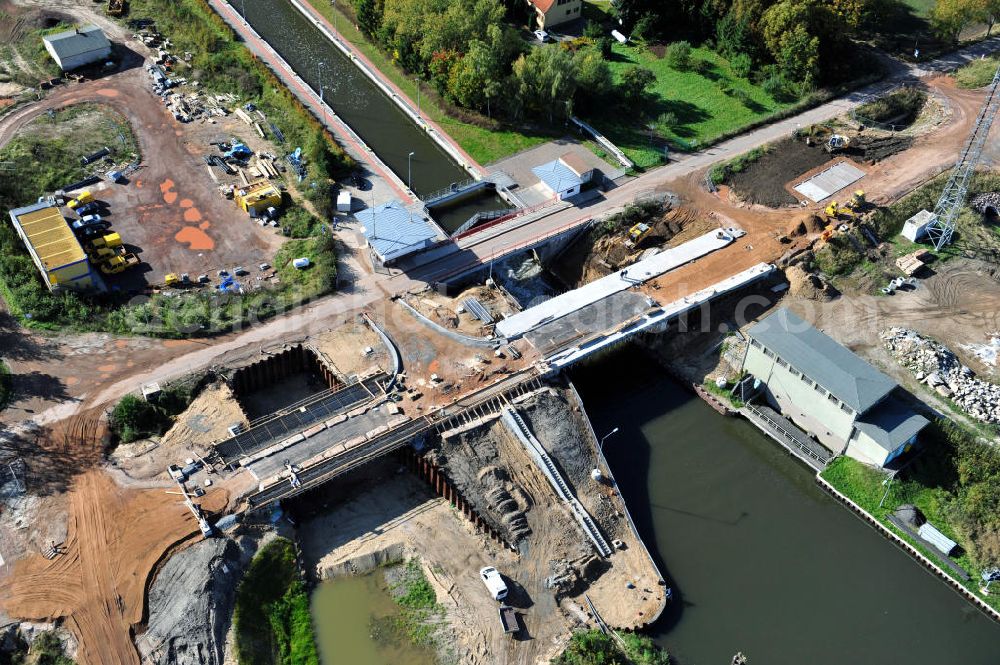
[624,222,652,249]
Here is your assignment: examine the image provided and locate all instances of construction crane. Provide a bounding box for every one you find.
[925,64,1000,250]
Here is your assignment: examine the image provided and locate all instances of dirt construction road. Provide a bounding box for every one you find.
[0,470,228,665]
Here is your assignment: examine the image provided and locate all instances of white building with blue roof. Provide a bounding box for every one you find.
[743,308,928,467]
[531,153,593,200]
[356,200,441,264]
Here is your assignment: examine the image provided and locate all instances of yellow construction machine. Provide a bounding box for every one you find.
[624,222,652,249]
[164,273,181,287]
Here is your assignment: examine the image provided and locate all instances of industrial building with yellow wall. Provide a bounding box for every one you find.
[235,180,282,215]
[8,202,99,292]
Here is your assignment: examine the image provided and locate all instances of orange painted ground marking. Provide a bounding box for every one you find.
[199,220,210,230]
[96,89,119,97]
[179,199,193,208]
[97,364,117,373]
[65,377,80,386]
[175,226,215,251]
[160,179,177,204]
[183,208,202,222]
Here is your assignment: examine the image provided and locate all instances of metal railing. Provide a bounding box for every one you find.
[743,403,830,467]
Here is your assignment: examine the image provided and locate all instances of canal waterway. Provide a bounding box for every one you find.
[312,572,436,665]
[232,0,497,231]
[572,347,1000,665]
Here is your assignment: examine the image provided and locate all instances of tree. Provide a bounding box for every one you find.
[573,47,614,110]
[353,0,381,38]
[618,65,656,100]
[776,24,819,84]
[666,41,692,71]
[974,0,1000,35]
[931,0,980,42]
[511,45,579,121]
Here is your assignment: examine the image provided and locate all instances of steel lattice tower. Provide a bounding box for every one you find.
[925,65,1000,250]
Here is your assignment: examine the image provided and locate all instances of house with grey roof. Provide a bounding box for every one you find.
[742,308,928,467]
[356,199,442,265]
[43,25,112,72]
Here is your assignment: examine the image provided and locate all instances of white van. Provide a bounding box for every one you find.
[480,566,508,601]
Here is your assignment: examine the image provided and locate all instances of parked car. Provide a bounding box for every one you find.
[479,566,508,601]
[533,29,551,42]
[76,202,101,216]
[76,223,112,239]
[71,217,109,231]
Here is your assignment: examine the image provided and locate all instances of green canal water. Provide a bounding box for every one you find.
[572,347,1000,665]
[312,572,436,665]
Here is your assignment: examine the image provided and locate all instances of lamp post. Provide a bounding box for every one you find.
[241,0,246,20]
[332,0,338,34]
[317,60,325,94]
[415,79,421,117]
[600,427,619,452]
[408,151,415,191]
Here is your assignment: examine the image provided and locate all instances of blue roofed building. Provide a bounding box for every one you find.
[356,200,442,265]
[532,153,593,200]
[742,308,928,467]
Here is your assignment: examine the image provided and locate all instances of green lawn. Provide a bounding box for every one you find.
[822,453,1000,614]
[593,43,796,167]
[955,55,1000,88]
[311,1,554,165]
[903,0,935,17]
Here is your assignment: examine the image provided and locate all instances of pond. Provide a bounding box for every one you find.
[312,572,437,665]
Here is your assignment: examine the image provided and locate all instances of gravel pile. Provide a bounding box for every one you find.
[971,192,1000,214]
[137,537,248,665]
[881,327,1000,423]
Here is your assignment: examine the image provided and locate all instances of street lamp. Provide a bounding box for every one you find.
[415,79,421,117]
[241,0,246,20]
[408,151,415,191]
[600,427,619,451]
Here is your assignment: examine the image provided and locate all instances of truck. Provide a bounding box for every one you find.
[498,605,519,635]
[66,191,94,209]
[85,232,122,252]
[99,253,140,274]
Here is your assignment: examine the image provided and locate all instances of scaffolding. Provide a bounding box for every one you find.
[925,64,1000,251]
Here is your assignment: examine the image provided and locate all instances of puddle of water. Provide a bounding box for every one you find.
[312,573,436,665]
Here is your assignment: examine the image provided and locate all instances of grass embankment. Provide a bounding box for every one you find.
[388,559,446,649]
[234,538,320,665]
[821,420,1000,614]
[853,87,927,126]
[709,145,770,185]
[0,0,344,337]
[0,20,65,88]
[813,171,1000,286]
[310,0,552,165]
[554,629,670,665]
[955,55,1000,89]
[594,43,796,167]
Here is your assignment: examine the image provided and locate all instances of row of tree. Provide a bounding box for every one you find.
[931,0,1000,42]
[352,0,650,121]
[613,0,894,86]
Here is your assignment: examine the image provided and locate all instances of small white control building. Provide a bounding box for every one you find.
[901,209,936,243]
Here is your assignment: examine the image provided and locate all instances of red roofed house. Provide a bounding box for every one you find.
[527,0,582,30]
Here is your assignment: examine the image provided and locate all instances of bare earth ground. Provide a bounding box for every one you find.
[0,470,229,665]
[312,318,387,379]
[406,283,516,337]
[782,259,1000,407]
[111,381,247,480]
